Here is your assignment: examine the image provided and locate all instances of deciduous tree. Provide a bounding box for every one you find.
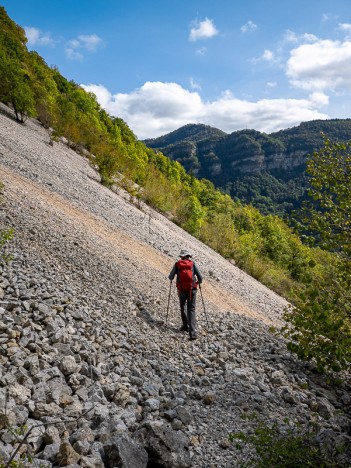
[283,138,351,372]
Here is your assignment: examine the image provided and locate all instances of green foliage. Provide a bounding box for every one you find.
[11,80,36,123]
[0,8,36,122]
[0,182,14,264]
[283,260,351,373]
[230,420,346,467]
[93,142,123,187]
[227,172,306,217]
[0,459,33,468]
[199,212,238,258]
[283,138,351,372]
[302,137,351,258]
[176,193,205,234]
[0,424,36,468]
[143,123,226,147]
[0,51,35,122]
[143,165,174,212]
[0,227,14,264]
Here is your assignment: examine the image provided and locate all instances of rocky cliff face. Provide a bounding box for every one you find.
[228,149,306,174]
[145,121,351,180]
[144,120,351,215]
[0,105,350,467]
[146,130,309,181]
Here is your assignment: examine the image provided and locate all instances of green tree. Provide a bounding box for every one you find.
[11,79,36,122]
[302,137,351,257]
[199,212,237,258]
[27,51,59,128]
[0,7,35,122]
[283,138,351,372]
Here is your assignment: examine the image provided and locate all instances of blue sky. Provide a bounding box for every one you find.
[2,0,351,139]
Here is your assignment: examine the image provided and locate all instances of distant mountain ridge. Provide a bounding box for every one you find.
[144,119,351,216]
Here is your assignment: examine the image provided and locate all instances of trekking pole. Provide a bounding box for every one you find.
[165,281,172,327]
[199,284,209,328]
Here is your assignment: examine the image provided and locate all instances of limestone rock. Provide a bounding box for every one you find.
[58,440,81,466]
[103,434,148,468]
[146,421,191,467]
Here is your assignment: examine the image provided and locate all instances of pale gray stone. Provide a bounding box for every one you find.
[60,356,80,375]
[145,398,160,411]
[317,397,335,419]
[103,434,148,468]
[146,420,191,467]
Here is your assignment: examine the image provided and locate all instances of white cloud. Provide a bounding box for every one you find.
[267,81,277,88]
[241,20,258,33]
[24,26,56,46]
[65,48,84,61]
[338,23,351,40]
[78,34,102,51]
[283,29,299,43]
[250,30,319,70]
[283,30,318,45]
[302,33,319,42]
[68,39,81,49]
[65,33,102,60]
[309,92,329,107]
[287,39,351,91]
[250,49,276,65]
[190,78,202,91]
[189,18,219,42]
[82,81,329,139]
[262,49,274,61]
[338,23,351,31]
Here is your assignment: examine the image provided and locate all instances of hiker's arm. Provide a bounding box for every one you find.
[168,264,177,281]
[194,264,203,284]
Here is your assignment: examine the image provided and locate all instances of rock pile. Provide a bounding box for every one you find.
[0,105,350,466]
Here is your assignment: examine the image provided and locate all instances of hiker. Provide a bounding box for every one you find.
[168,249,203,340]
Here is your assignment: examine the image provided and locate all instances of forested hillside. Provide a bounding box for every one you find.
[144,120,351,216]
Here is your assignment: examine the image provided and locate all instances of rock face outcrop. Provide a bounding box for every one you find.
[144,121,351,215]
[0,105,350,467]
[144,121,351,181]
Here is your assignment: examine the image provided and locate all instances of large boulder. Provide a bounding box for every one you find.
[146,420,191,467]
[103,434,148,468]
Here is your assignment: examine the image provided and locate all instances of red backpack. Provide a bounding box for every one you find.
[176,259,197,292]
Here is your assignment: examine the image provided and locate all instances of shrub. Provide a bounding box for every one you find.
[231,419,348,467]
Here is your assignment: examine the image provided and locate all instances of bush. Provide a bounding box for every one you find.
[282,261,351,373]
[231,419,349,467]
[0,182,14,263]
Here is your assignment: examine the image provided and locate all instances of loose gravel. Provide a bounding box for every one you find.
[0,104,350,467]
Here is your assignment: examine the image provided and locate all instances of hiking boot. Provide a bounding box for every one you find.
[179,325,189,332]
[189,333,197,340]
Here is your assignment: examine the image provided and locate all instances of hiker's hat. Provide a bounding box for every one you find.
[179,249,192,258]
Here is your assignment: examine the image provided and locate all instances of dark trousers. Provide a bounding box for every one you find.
[179,289,197,335]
